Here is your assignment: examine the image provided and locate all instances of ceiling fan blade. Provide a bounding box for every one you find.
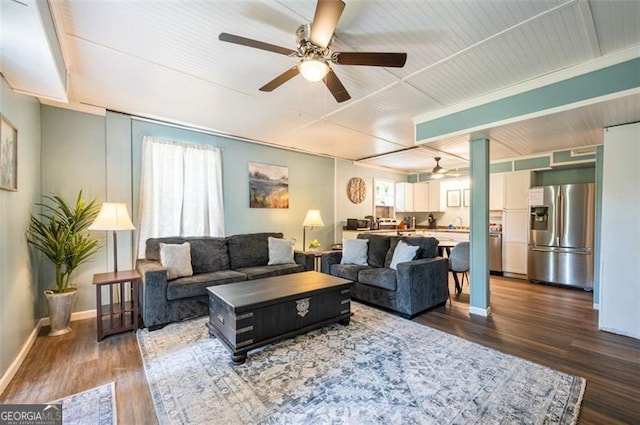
[333,52,407,67]
[311,0,345,49]
[259,67,300,92]
[219,32,297,56]
[324,68,351,103]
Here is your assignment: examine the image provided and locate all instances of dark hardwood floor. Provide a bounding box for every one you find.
[417,275,640,425]
[2,275,639,424]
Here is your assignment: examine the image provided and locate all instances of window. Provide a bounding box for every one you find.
[137,136,224,256]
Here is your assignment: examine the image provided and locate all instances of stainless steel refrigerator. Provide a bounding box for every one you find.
[527,183,595,289]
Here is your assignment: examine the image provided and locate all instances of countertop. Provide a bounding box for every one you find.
[343,226,470,234]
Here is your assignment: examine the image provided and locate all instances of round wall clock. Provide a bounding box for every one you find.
[347,177,367,204]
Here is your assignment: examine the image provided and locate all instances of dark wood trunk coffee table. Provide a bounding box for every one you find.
[206,271,352,364]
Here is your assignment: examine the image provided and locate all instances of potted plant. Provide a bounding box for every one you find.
[26,191,101,336]
[309,239,320,252]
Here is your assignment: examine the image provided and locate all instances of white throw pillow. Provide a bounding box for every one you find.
[390,241,420,270]
[159,242,193,280]
[340,239,369,265]
[268,237,295,265]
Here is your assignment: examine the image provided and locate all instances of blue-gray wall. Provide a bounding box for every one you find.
[0,76,41,384]
[40,106,107,316]
[129,118,335,251]
[38,107,337,315]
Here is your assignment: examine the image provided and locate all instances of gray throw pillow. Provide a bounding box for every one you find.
[159,242,193,280]
[389,240,419,270]
[267,237,295,265]
[341,239,369,265]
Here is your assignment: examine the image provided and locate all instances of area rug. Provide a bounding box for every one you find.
[49,381,116,425]
[137,303,584,424]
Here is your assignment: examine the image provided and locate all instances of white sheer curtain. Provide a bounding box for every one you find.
[137,136,225,256]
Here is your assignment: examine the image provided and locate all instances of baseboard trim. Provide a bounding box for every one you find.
[502,272,527,280]
[39,309,96,326]
[1,309,97,396]
[0,322,41,396]
[469,305,492,317]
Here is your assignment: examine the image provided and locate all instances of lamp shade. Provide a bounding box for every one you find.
[303,209,325,227]
[89,203,135,231]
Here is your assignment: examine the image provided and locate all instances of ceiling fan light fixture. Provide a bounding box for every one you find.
[432,157,449,175]
[299,57,329,82]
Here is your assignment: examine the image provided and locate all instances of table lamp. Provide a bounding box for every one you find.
[89,202,135,273]
[302,209,325,251]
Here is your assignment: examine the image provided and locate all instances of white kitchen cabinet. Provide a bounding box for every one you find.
[489,173,505,210]
[341,230,360,240]
[395,182,414,212]
[413,182,429,211]
[503,209,528,275]
[435,231,470,242]
[503,210,528,243]
[503,242,527,275]
[427,181,443,212]
[504,170,531,209]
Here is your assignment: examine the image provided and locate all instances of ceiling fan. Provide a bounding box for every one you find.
[431,157,449,179]
[218,0,407,103]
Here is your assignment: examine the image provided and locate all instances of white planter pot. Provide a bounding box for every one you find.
[44,290,77,336]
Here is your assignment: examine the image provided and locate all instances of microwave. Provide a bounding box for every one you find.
[347,219,370,230]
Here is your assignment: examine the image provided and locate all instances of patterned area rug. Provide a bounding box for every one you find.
[49,382,116,425]
[137,303,584,424]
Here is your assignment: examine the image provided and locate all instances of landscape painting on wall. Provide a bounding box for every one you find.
[0,114,17,192]
[249,162,289,208]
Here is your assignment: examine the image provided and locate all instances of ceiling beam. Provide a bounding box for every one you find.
[414,51,640,144]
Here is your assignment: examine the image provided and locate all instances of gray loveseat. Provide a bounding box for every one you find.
[321,234,449,318]
[136,232,314,330]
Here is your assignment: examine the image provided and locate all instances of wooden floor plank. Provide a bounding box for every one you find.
[1,275,638,424]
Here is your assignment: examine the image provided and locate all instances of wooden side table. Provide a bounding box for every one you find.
[92,270,141,341]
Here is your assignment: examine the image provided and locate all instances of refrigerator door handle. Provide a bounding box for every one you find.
[531,246,592,255]
[559,194,564,245]
[555,194,561,246]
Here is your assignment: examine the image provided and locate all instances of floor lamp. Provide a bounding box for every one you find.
[89,202,135,273]
[302,209,325,251]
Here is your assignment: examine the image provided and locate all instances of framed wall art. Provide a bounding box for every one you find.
[0,114,17,191]
[447,189,461,207]
[248,162,289,208]
[463,189,471,207]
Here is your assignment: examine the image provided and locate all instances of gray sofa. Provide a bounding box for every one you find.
[136,232,315,330]
[321,234,449,318]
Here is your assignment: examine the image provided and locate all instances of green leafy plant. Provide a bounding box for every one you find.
[26,191,102,293]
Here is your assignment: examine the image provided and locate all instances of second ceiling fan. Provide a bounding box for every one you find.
[219,0,407,103]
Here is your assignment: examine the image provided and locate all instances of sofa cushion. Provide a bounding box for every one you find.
[228,232,283,269]
[146,237,187,261]
[166,270,247,301]
[146,237,230,273]
[384,236,439,267]
[236,263,305,280]
[267,237,295,265]
[330,264,368,281]
[341,239,369,265]
[357,267,397,291]
[188,237,229,273]
[159,242,193,280]
[405,236,439,259]
[390,240,420,270]
[357,234,390,268]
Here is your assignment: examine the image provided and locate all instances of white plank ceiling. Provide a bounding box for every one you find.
[2,0,639,174]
